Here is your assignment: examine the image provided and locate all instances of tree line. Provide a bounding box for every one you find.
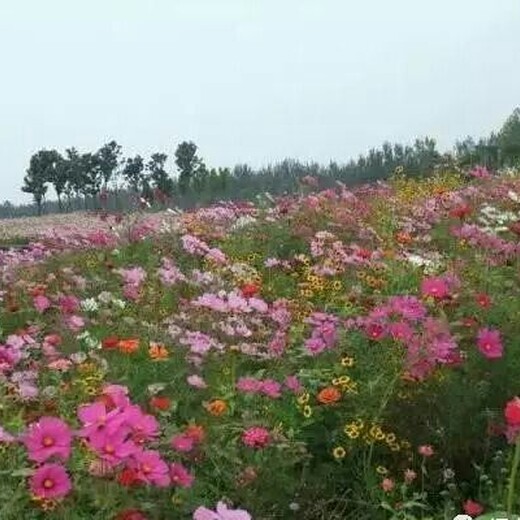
[2,108,520,219]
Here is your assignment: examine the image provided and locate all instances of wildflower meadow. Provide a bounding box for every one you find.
[1,167,520,520]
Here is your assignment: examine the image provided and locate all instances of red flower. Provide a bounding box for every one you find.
[241,283,260,298]
[463,499,484,517]
[102,336,120,350]
[117,468,140,487]
[356,248,372,259]
[115,509,148,520]
[449,203,472,220]
[475,293,492,309]
[150,396,171,411]
[505,397,520,426]
[462,316,478,328]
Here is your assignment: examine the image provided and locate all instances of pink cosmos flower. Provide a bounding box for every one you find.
[102,384,131,408]
[170,462,195,488]
[476,327,503,359]
[404,469,417,484]
[24,416,72,463]
[30,463,72,499]
[187,374,208,389]
[65,314,85,332]
[388,321,414,342]
[381,478,395,492]
[124,406,159,443]
[241,427,271,449]
[171,434,195,453]
[131,450,170,487]
[58,295,80,314]
[33,294,51,313]
[421,276,449,300]
[284,375,303,394]
[0,425,15,444]
[236,377,262,393]
[418,445,434,457]
[77,402,121,438]
[48,358,72,371]
[193,501,251,520]
[89,428,138,465]
[259,379,282,399]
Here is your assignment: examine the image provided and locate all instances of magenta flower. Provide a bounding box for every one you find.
[476,328,503,359]
[89,428,138,464]
[30,463,72,499]
[421,276,449,300]
[124,406,159,443]
[388,321,414,342]
[77,402,121,438]
[259,379,282,399]
[170,462,195,488]
[24,417,72,463]
[131,450,170,487]
[58,295,80,314]
[236,377,262,394]
[241,427,271,449]
[193,501,251,520]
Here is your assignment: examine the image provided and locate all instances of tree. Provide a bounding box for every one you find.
[21,150,64,215]
[147,153,174,200]
[48,152,68,211]
[96,140,122,189]
[175,141,199,194]
[22,152,50,215]
[122,155,145,193]
[78,152,102,208]
[498,108,520,166]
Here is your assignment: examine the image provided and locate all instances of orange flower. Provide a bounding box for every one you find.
[118,338,140,354]
[317,386,341,405]
[148,342,169,360]
[395,231,412,245]
[205,399,228,416]
[185,424,205,443]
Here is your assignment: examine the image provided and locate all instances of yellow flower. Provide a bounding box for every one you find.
[338,375,351,384]
[341,356,354,367]
[297,392,310,405]
[354,418,365,429]
[302,405,313,418]
[389,442,401,452]
[332,280,343,291]
[385,433,397,443]
[333,446,346,459]
[344,423,360,439]
[376,466,388,475]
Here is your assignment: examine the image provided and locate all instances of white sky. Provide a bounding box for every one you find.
[1,0,519,203]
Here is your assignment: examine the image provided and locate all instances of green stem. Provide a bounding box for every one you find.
[507,436,520,516]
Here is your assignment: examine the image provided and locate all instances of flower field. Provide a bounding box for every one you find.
[1,169,520,519]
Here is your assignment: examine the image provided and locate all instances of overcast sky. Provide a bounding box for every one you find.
[1,0,519,204]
